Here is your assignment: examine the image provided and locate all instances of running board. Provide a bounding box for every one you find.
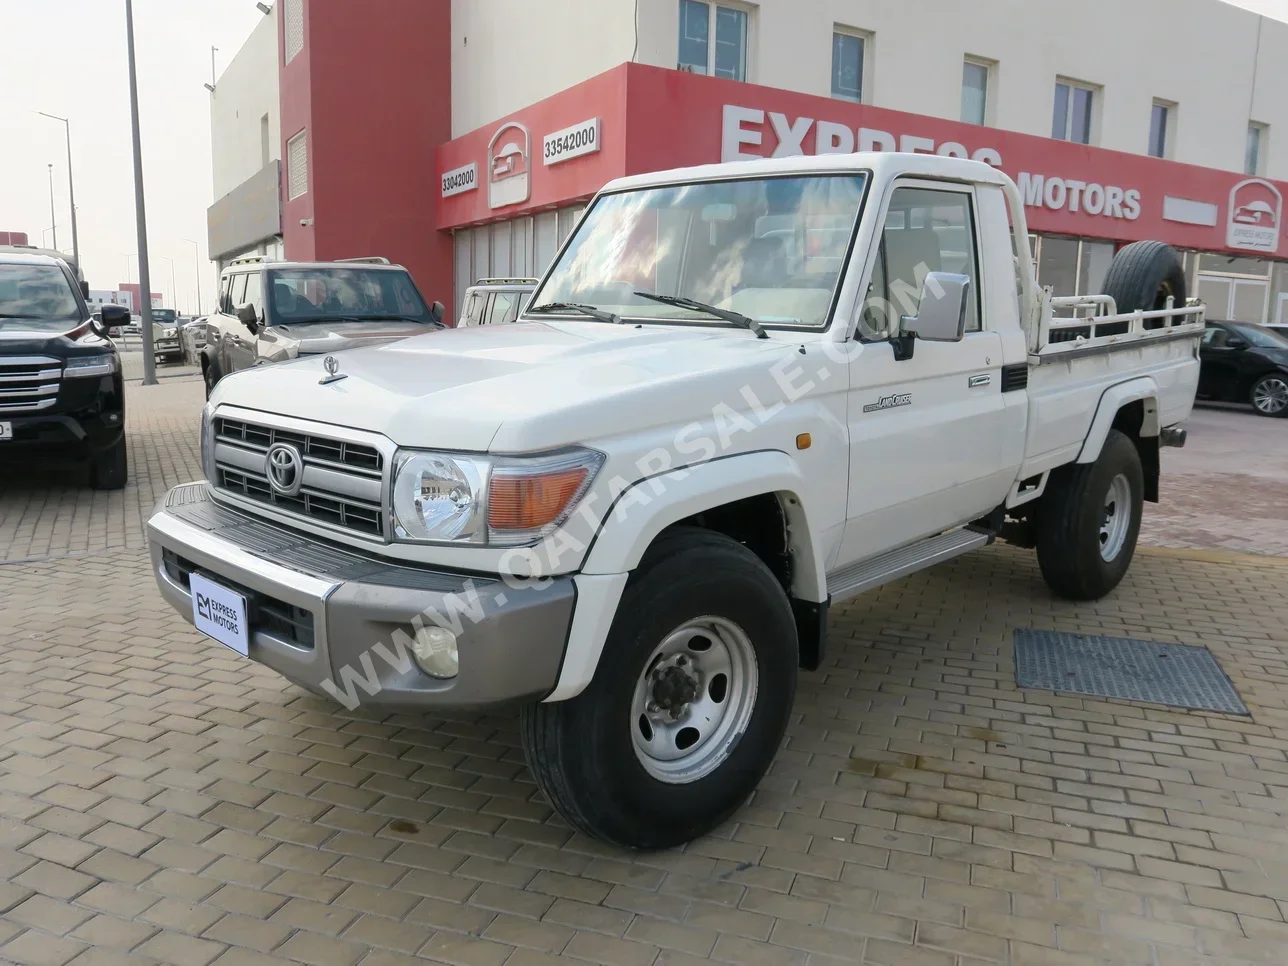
[826,528,991,602]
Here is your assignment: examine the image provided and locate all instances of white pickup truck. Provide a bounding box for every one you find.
[149,153,1202,849]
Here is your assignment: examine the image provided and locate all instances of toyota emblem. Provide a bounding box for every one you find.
[265,442,304,496]
[324,356,339,375]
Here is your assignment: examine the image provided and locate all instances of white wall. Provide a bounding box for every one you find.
[455,0,1287,179]
[450,0,638,137]
[210,6,281,200]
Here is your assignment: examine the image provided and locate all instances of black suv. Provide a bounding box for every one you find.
[0,253,129,488]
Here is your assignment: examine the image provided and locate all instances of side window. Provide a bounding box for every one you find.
[229,274,248,310]
[871,185,982,334]
[218,274,233,314]
[487,292,520,325]
[1204,326,1229,347]
[244,272,264,318]
[461,293,484,325]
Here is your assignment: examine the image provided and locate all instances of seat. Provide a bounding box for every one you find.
[273,283,295,317]
[738,236,789,290]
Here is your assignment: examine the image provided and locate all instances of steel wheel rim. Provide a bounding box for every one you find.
[1253,377,1288,414]
[1099,473,1132,561]
[630,616,759,785]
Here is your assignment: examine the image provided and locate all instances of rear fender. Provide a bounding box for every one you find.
[1076,378,1160,464]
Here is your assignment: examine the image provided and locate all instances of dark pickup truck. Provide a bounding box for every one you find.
[0,252,129,489]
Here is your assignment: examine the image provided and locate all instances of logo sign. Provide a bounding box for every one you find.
[264,442,304,496]
[319,354,347,385]
[1226,178,1282,253]
[441,161,478,198]
[863,392,912,414]
[488,121,531,209]
[543,117,601,166]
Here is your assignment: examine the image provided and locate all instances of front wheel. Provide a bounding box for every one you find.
[1036,429,1143,601]
[1251,373,1288,417]
[521,527,798,849]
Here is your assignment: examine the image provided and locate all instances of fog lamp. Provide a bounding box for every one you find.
[411,626,459,679]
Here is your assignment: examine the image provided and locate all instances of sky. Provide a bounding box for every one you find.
[2,0,1287,314]
[1,0,265,312]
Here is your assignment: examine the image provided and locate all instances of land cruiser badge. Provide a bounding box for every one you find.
[863,392,911,413]
[319,355,348,385]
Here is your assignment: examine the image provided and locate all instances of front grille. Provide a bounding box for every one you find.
[213,416,385,537]
[0,356,62,413]
[162,549,316,649]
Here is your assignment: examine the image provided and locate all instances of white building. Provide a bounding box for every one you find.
[215,0,1288,323]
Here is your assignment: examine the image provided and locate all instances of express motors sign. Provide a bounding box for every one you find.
[722,105,1143,224]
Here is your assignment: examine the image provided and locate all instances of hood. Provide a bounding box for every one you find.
[272,320,436,355]
[213,320,802,452]
[0,320,115,356]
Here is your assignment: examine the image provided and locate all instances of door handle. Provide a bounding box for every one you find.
[968,373,992,388]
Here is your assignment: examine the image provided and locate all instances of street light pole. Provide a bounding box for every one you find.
[181,238,202,314]
[125,0,157,386]
[161,255,176,309]
[36,113,79,274]
[47,165,58,253]
[119,253,135,285]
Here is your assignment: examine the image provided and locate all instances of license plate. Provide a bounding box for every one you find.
[0,422,10,441]
[189,572,250,656]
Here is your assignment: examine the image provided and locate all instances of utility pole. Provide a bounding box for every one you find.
[161,255,176,309]
[182,238,202,314]
[37,113,80,273]
[47,165,58,252]
[125,0,157,385]
[211,46,218,87]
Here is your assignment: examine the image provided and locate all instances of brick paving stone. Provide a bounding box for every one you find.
[6,368,1288,966]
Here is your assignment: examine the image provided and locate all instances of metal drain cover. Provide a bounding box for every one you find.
[1013,630,1248,716]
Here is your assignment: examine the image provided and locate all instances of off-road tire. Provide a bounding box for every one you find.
[521,527,797,849]
[1100,241,1187,328]
[1036,429,1143,600]
[89,436,128,491]
[203,360,218,399]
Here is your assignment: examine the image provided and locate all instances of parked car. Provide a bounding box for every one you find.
[457,277,537,327]
[148,153,1203,849]
[0,252,128,488]
[151,308,184,365]
[1198,320,1288,417]
[199,256,445,396]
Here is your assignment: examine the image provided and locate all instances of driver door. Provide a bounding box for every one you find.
[1198,324,1237,399]
[222,273,256,373]
[838,181,1010,565]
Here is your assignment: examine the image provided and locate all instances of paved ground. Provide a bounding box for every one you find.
[2,380,1288,966]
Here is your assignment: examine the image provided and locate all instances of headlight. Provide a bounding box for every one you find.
[64,353,119,378]
[390,448,603,546]
[392,453,489,543]
[200,403,216,481]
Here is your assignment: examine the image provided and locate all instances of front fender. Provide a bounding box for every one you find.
[581,449,827,603]
[1077,377,1160,463]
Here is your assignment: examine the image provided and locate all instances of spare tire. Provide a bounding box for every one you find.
[1100,240,1187,329]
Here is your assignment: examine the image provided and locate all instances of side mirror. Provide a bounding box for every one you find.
[900,272,971,343]
[1226,336,1248,349]
[430,300,445,324]
[236,303,260,332]
[100,304,131,325]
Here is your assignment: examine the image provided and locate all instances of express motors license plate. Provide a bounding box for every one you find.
[0,422,11,441]
[189,572,250,656]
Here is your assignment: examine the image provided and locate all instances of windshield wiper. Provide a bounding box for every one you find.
[632,292,767,339]
[357,314,440,326]
[526,301,621,325]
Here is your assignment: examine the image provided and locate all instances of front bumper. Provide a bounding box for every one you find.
[147,482,575,711]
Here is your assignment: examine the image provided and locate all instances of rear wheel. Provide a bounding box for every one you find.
[203,360,219,399]
[1251,373,1288,417]
[521,527,797,849]
[89,437,128,491]
[1036,429,1143,600]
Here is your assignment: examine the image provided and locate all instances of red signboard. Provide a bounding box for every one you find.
[437,65,1286,262]
[0,231,31,246]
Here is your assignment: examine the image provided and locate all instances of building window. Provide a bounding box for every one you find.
[286,129,308,200]
[1246,122,1267,175]
[1052,80,1095,144]
[1148,101,1174,159]
[284,0,304,63]
[678,0,747,81]
[831,31,866,102]
[961,58,991,126]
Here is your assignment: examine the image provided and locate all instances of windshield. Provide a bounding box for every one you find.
[266,268,431,324]
[1230,322,1288,349]
[532,174,867,329]
[153,309,176,323]
[0,264,81,330]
